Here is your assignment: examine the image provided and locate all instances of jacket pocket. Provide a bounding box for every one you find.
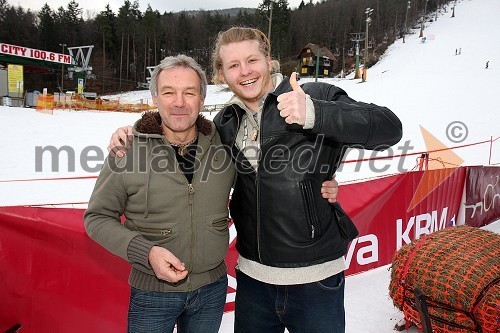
[332,203,359,241]
[204,215,230,267]
[299,180,321,239]
[211,217,230,232]
[137,227,174,245]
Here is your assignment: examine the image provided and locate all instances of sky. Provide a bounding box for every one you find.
[7,0,310,14]
[0,0,499,331]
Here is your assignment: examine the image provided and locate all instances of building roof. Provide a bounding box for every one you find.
[297,43,337,62]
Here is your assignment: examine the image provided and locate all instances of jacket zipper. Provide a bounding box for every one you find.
[256,97,268,263]
[185,134,210,291]
[256,169,262,262]
[187,182,195,292]
[299,181,320,239]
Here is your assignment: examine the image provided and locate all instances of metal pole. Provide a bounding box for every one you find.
[315,47,321,82]
[489,136,493,165]
[59,43,67,91]
[355,41,360,78]
[267,1,273,51]
[364,22,368,81]
[363,8,372,82]
[342,46,345,78]
[351,32,363,79]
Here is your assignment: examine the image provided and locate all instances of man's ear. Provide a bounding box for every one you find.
[218,69,226,84]
[152,95,158,107]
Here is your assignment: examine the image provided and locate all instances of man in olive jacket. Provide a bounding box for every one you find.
[84,55,235,333]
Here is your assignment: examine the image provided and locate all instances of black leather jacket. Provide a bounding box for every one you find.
[214,77,403,268]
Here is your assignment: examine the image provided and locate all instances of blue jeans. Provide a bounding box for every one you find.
[127,275,227,333]
[234,270,345,333]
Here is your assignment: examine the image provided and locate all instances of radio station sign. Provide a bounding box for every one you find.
[0,43,73,65]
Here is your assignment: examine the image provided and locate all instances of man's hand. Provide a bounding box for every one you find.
[277,72,306,125]
[108,126,133,157]
[148,246,188,284]
[321,174,339,204]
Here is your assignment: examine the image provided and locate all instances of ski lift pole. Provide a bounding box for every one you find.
[363,8,373,82]
[355,41,361,79]
[315,47,321,82]
[350,32,364,79]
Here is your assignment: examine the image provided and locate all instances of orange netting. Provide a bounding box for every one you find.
[36,93,156,113]
[35,94,54,115]
[389,226,500,333]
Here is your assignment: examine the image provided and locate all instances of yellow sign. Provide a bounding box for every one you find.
[78,78,84,94]
[8,64,23,94]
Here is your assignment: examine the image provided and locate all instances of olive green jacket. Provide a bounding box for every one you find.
[84,112,235,292]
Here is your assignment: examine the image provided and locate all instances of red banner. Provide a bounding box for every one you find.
[0,167,471,332]
[464,166,500,227]
[339,167,466,275]
[0,207,130,332]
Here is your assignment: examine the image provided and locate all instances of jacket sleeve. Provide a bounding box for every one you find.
[84,155,154,271]
[308,84,403,150]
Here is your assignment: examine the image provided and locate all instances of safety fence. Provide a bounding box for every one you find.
[36,93,156,114]
[34,93,228,115]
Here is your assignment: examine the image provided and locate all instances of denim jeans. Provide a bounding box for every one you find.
[234,270,345,333]
[127,275,227,333]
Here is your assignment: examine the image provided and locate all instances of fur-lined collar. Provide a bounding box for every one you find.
[135,111,212,136]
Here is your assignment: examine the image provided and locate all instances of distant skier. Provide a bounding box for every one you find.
[485,61,489,69]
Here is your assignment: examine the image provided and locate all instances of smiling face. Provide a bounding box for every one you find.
[218,40,273,111]
[152,66,204,142]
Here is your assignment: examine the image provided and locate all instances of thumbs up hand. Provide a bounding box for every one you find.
[277,72,306,125]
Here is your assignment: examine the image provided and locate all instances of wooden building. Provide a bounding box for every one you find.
[296,43,337,78]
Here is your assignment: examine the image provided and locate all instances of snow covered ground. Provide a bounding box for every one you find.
[0,0,498,331]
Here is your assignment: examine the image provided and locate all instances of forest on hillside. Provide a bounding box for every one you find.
[0,0,451,93]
